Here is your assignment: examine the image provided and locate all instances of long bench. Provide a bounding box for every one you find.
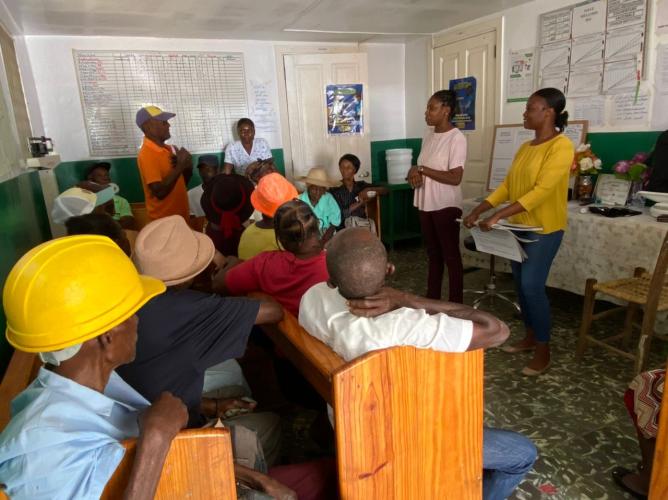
[253,293,485,498]
[0,351,237,499]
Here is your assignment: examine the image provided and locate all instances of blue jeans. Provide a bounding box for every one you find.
[510,230,564,343]
[483,427,537,500]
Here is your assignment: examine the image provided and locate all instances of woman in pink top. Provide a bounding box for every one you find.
[407,90,467,302]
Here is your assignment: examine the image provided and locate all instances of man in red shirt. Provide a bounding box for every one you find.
[136,105,192,221]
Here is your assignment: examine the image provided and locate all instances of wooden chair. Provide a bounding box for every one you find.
[0,350,237,499]
[649,361,668,499]
[252,293,484,498]
[576,231,668,373]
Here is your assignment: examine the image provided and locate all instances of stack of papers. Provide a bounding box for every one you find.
[465,221,543,263]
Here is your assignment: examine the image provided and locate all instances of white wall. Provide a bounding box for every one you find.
[19,36,407,161]
[411,0,666,135]
[404,37,430,138]
[362,43,406,141]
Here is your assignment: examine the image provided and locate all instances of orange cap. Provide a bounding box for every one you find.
[250,173,298,217]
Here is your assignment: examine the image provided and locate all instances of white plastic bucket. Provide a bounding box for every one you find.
[385,148,412,184]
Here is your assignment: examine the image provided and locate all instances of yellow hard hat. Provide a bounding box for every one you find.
[3,235,165,352]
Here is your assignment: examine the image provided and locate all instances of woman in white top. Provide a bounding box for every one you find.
[223,118,272,175]
[407,90,467,303]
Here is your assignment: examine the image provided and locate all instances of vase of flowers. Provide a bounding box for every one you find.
[614,152,650,207]
[571,143,602,202]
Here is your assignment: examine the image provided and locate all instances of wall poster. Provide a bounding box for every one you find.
[449,77,476,130]
[325,84,363,135]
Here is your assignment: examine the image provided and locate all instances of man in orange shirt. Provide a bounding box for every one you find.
[136,105,192,221]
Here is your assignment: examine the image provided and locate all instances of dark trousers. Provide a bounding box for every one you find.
[419,206,464,303]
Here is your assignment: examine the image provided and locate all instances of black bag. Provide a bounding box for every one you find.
[646,130,668,192]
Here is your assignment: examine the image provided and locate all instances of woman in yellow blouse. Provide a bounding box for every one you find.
[464,88,574,376]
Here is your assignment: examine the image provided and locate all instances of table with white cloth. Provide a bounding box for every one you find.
[460,199,668,330]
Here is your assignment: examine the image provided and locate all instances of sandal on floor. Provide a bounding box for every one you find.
[500,344,535,353]
[521,362,550,376]
[611,466,648,500]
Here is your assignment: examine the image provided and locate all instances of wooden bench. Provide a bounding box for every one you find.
[253,293,484,498]
[0,350,236,499]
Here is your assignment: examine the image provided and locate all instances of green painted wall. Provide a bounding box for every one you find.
[54,149,286,202]
[0,171,52,377]
[588,131,662,171]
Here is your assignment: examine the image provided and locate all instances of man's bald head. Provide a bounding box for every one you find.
[326,228,387,299]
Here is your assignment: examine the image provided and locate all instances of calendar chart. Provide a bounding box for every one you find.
[74,50,249,156]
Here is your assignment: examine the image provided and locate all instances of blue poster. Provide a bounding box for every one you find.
[326,84,363,135]
[449,77,476,131]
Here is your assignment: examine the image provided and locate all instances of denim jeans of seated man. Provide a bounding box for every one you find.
[483,427,538,500]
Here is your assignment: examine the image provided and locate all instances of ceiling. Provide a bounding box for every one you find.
[2,0,531,43]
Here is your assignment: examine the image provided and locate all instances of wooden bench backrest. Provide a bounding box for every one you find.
[101,428,237,500]
[252,294,484,498]
[649,361,668,499]
[252,296,345,404]
[0,350,236,499]
[333,347,484,499]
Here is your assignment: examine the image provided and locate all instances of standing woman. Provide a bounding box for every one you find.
[463,88,574,376]
[408,90,467,303]
[223,118,273,175]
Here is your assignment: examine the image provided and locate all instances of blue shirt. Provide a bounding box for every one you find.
[0,367,149,499]
[298,191,341,233]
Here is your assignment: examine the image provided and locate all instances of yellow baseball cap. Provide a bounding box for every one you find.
[135,105,175,128]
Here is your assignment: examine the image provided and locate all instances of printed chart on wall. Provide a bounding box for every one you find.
[537,0,648,127]
[74,50,250,156]
[486,120,588,191]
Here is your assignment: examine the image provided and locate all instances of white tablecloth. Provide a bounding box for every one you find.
[461,199,668,297]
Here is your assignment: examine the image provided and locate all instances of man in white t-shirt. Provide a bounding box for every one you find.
[299,228,537,500]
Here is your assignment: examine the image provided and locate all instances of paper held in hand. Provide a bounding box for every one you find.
[465,221,543,263]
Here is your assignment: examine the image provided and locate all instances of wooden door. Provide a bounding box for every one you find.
[433,31,497,197]
[284,53,371,182]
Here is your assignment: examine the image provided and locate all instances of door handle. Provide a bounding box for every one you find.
[360,171,370,178]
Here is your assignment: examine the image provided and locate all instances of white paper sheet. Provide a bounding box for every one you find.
[469,227,527,263]
[609,91,650,126]
[568,64,604,97]
[507,48,535,102]
[603,59,638,94]
[572,0,607,38]
[571,33,605,66]
[605,26,644,63]
[607,0,647,30]
[540,69,570,94]
[571,96,606,126]
[540,41,572,72]
[540,7,573,45]
[657,0,668,34]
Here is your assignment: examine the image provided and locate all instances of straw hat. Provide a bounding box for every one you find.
[251,173,298,217]
[296,167,340,188]
[132,215,215,286]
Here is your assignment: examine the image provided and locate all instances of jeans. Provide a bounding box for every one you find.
[483,427,537,500]
[419,207,464,302]
[510,230,564,343]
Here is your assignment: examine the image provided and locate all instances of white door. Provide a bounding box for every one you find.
[284,53,371,182]
[433,31,496,197]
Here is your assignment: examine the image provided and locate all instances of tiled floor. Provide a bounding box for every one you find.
[386,241,668,500]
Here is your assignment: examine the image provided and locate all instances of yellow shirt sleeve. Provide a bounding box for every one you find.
[516,140,574,212]
[486,180,509,207]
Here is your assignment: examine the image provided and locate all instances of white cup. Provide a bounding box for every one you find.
[367,190,377,198]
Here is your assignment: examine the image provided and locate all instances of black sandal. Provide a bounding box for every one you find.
[611,466,648,500]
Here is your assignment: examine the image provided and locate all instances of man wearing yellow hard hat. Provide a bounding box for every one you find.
[0,235,188,499]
